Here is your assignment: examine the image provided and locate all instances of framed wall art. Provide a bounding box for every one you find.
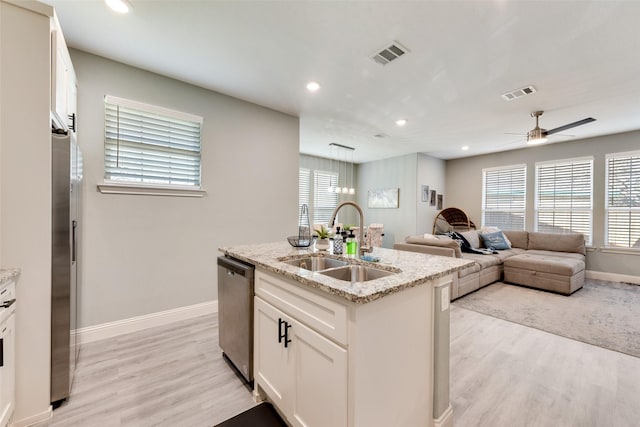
[429,190,436,206]
[421,185,430,202]
[368,188,399,209]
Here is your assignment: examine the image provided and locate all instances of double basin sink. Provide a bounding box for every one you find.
[281,255,397,283]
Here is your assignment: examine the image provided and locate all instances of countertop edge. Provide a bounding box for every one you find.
[0,268,21,287]
[220,245,473,304]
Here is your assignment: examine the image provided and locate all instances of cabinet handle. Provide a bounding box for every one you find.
[278,318,285,344]
[284,322,292,348]
[0,299,15,308]
[0,338,3,367]
[68,113,76,132]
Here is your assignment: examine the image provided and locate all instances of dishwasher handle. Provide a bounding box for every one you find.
[217,256,254,278]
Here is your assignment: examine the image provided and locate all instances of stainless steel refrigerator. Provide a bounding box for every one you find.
[51,129,82,406]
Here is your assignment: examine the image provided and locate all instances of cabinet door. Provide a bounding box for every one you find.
[254,297,291,412]
[0,314,15,427]
[290,318,348,427]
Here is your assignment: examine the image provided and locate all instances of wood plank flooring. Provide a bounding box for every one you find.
[450,305,640,427]
[37,306,640,427]
[37,314,256,427]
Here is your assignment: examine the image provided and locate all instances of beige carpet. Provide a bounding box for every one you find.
[453,279,640,358]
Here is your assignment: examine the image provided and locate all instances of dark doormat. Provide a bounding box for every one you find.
[214,402,287,427]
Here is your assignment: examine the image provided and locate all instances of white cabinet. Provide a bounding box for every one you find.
[0,278,17,427]
[254,269,453,427]
[51,15,77,132]
[255,297,347,427]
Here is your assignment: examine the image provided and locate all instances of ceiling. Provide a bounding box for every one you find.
[45,0,640,163]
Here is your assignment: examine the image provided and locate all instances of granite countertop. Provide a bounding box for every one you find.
[0,268,21,287]
[220,242,473,304]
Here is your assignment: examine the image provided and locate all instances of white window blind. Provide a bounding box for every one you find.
[298,168,310,224]
[535,157,593,244]
[313,171,338,225]
[482,165,526,230]
[104,95,202,187]
[606,151,640,248]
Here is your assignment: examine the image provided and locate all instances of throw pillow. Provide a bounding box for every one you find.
[479,226,512,246]
[480,231,511,250]
[459,230,480,249]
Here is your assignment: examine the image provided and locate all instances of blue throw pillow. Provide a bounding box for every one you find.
[480,231,511,250]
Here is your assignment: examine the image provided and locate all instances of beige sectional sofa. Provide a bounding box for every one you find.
[393,230,586,300]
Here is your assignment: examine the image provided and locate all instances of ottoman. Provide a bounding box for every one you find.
[503,253,585,295]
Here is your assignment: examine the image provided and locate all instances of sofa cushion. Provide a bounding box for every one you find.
[490,247,526,261]
[528,232,586,255]
[502,230,528,249]
[525,249,585,261]
[458,262,480,279]
[405,235,462,258]
[459,230,481,249]
[480,231,511,250]
[461,253,502,269]
[503,253,585,276]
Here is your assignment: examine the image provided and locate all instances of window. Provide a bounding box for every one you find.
[606,151,640,249]
[535,157,593,244]
[313,170,338,225]
[104,95,202,188]
[297,168,339,228]
[298,168,310,224]
[482,165,526,230]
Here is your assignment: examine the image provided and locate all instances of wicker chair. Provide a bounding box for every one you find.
[432,207,476,234]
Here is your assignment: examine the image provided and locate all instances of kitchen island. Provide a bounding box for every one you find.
[221,242,472,427]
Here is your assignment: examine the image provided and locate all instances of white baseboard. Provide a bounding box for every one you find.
[12,405,52,427]
[75,300,218,345]
[586,270,640,285]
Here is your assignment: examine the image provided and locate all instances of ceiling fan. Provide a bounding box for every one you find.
[525,111,596,145]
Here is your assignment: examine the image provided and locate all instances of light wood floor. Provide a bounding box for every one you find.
[37,314,256,427]
[38,306,640,427]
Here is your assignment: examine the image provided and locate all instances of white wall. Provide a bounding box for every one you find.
[70,49,299,328]
[446,131,640,276]
[0,1,53,422]
[357,153,445,247]
[416,153,446,235]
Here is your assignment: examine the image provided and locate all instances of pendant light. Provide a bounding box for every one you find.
[328,143,355,196]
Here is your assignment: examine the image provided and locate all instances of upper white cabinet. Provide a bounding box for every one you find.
[51,15,76,132]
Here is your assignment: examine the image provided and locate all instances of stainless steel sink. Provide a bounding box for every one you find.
[319,265,395,282]
[283,257,348,271]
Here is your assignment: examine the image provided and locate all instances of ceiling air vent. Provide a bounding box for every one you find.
[371,41,409,66]
[501,85,537,101]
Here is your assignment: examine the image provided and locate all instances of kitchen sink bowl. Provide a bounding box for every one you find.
[283,257,348,271]
[319,265,395,282]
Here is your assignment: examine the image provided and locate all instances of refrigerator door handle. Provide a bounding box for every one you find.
[72,220,77,263]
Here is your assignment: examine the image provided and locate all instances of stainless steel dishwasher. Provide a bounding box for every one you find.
[217,256,255,383]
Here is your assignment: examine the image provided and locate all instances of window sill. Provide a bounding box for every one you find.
[97,182,207,198]
[600,247,640,255]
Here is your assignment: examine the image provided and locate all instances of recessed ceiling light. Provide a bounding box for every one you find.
[461,145,469,151]
[105,0,131,14]
[306,81,320,92]
[395,119,407,127]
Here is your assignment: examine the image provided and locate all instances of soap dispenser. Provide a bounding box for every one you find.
[333,227,343,254]
[346,230,357,256]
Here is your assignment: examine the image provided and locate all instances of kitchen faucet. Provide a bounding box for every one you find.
[329,201,373,258]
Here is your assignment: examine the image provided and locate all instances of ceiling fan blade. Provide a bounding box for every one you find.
[544,117,596,136]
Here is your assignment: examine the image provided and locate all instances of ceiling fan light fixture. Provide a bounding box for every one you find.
[527,128,547,145]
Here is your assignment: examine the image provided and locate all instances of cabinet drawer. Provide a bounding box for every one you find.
[255,270,348,346]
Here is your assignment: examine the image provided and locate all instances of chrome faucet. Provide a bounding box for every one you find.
[329,201,373,257]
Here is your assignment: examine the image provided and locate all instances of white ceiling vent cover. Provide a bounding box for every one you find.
[371,41,409,66]
[501,85,537,101]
